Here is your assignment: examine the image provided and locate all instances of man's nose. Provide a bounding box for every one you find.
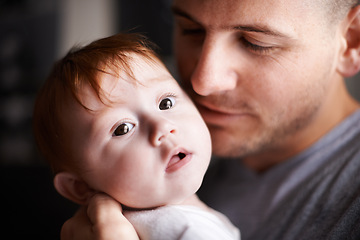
[148,116,177,147]
[191,36,238,96]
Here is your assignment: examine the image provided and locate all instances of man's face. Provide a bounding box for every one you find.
[173,0,345,160]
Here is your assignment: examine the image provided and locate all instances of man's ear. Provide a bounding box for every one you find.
[54,172,95,205]
[337,5,360,77]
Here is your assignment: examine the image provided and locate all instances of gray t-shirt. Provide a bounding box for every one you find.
[198,110,360,240]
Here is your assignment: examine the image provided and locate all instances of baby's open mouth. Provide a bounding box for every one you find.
[178,152,186,159]
[166,151,191,172]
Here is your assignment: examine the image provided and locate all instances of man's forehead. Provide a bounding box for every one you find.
[172,0,317,37]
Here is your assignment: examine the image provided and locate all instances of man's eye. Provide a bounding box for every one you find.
[113,123,134,136]
[240,37,274,54]
[159,97,175,110]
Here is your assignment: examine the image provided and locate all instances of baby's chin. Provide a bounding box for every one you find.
[120,193,199,211]
[121,200,182,211]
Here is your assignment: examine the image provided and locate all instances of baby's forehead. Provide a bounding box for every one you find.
[74,54,173,111]
[99,55,171,88]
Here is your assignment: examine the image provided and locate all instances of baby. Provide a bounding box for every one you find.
[33,33,240,240]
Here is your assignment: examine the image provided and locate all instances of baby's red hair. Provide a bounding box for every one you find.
[33,33,159,173]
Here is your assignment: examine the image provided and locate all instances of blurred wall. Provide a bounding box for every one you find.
[56,0,118,58]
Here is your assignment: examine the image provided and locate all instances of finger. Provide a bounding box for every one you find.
[61,207,95,240]
[87,193,124,225]
[87,193,139,240]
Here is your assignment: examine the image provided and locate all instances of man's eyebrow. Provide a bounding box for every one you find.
[234,25,289,38]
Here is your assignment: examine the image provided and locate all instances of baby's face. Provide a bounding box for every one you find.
[67,55,211,209]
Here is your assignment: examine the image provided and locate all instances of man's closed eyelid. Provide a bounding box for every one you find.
[240,37,276,54]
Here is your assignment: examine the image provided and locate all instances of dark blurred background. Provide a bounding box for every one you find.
[1,0,360,238]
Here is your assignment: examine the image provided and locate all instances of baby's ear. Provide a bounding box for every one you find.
[54,172,94,205]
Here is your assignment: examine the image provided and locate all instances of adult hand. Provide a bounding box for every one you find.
[61,193,139,240]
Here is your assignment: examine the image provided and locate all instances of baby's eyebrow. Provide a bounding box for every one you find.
[146,75,174,84]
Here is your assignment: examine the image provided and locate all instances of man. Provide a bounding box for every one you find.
[61,0,360,239]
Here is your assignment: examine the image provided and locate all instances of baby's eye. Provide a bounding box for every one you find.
[159,97,175,110]
[113,122,134,136]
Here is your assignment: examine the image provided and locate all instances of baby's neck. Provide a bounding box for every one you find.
[178,194,210,212]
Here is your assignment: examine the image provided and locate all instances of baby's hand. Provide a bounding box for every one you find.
[61,193,139,240]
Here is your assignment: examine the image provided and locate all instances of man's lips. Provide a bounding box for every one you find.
[195,98,249,115]
[165,149,192,173]
[195,100,253,124]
